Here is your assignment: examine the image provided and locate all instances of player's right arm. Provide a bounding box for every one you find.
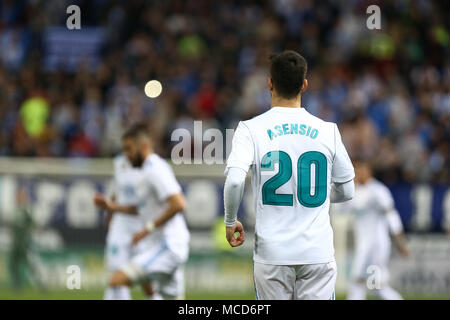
[94,155,139,217]
[104,193,116,229]
[93,193,138,215]
[331,124,355,202]
[223,122,254,247]
[224,167,246,247]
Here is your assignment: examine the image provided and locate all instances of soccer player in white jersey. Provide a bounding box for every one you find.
[94,155,157,300]
[99,123,190,300]
[346,160,409,300]
[224,50,355,300]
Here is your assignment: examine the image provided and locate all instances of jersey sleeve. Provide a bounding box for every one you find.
[331,124,355,183]
[225,121,255,175]
[113,155,121,178]
[107,180,117,199]
[376,184,395,212]
[377,184,403,233]
[146,162,182,202]
[110,156,122,197]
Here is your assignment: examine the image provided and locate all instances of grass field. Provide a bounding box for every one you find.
[0,287,256,300]
[1,288,448,300]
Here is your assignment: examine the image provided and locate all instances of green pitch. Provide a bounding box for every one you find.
[0,287,256,300]
[1,287,448,300]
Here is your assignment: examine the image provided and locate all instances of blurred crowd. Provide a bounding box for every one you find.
[0,0,449,183]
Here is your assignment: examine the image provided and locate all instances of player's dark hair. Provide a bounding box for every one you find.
[353,158,373,169]
[122,122,149,140]
[269,50,307,99]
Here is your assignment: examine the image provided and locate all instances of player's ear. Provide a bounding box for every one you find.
[268,77,273,92]
[301,79,308,93]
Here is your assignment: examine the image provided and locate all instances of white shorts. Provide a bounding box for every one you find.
[254,261,337,300]
[351,239,391,284]
[105,230,149,272]
[120,240,186,299]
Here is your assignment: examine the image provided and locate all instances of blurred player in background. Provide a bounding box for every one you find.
[224,50,355,300]
[94,155,158,300]
[9,186,45,291]
[346,160,409,300]
[98,123,190,300]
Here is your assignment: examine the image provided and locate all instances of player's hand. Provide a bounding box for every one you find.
[131,229,149,246]
[399,246,410,259]
[94,193,113,211]
[226,221,245,247]
[105,211,113,230]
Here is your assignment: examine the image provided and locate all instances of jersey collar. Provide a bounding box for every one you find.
[270,106,305,112]
[143,153,156,167]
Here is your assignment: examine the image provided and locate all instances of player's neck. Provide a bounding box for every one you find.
[270,95,301,109]
[142,149,154,161]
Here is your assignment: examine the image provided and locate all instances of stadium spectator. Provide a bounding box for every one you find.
[0,0,448,184]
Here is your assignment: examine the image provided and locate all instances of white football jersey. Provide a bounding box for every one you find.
[136,154,190,262]
[226,107,354,265]
[347,178,398,253]
[109,155,145,235]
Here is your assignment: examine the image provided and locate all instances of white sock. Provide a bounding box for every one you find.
[347,282,366,300]
[147,292,163,300]
[104,286,131,300]
[104,287,114,300]
[374,286,403,300]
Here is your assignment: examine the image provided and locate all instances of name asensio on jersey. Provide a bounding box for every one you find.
[267,123,319,140]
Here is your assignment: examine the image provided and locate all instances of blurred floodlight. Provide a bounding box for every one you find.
[144,80,163,98]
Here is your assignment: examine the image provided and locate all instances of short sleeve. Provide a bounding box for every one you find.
[108,180,117,199]
[225,121,255,175]
[376,184,395,212]
[146,161,182,202]
[331,124,355,183]
[111,156,122,195]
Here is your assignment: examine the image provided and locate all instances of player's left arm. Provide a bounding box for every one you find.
[330,179,355,203]
[331,124,355,201]
[131,162,187,245]
[386,208,409,258]
[132,192,186,245]
[379,187,409,258]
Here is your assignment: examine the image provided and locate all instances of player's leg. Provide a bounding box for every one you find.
[294,261,337,300]
[109,269,133,286]
[106,263,133,300]
[104,286,132,300]
[142,281,163,300]
[373,285,403,300]
[253,262,296,300]
[371,243,403,300]
[105,272,132,299]
[175,266,186,300]
[347,246,372,300]
[157,265,185,300]
[369,264,402,300]
[347,280,367,300]
[104,232,132,300]
[132,236,161,299]
[115,241,182,299]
